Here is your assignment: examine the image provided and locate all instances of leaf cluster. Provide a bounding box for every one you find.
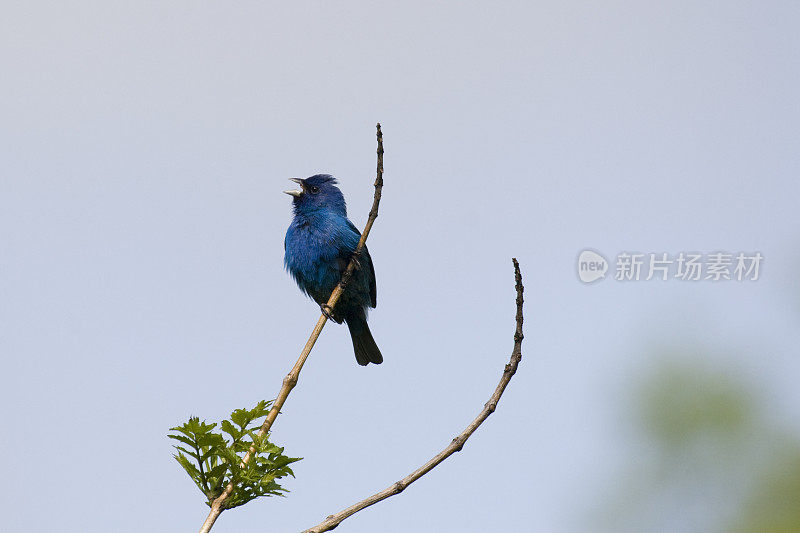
[169,400,301,509]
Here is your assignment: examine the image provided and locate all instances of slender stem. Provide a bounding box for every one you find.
[194,442,209,494]
[302,258,525,533]
[197,124,385,533]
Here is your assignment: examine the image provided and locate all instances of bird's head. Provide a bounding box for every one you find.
[284,174,347,216]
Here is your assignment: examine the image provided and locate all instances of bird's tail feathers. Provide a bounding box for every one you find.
[346,317,383,366]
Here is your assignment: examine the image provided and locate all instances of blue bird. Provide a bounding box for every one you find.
[283,174,382,366]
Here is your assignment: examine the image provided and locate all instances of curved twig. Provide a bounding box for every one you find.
[198,124,385,533]
[301,258,524,533]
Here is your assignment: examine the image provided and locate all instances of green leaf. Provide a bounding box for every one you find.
[251,399,272,418]
[174,452,200,478]
[185,417,217,436]
[196,432,226,449]
[168,433,199,449]
[207,464,229,481]
[172,445,199,459]
[169,399,298,511]
[229,408,251,429]
[221,419,242,441]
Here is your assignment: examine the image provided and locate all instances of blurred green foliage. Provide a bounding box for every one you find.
[640,362,754,449]
[733,445,800,533]
[595,355,800,533]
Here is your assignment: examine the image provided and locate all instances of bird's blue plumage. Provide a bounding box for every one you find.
[283,174,381,365]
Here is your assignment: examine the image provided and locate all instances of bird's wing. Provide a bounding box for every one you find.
[344,220,377,308]
[366,246,377,308]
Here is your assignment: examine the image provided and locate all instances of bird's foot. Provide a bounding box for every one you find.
[320,304,336,321]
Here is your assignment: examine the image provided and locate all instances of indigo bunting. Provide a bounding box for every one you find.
[283,174,383,366]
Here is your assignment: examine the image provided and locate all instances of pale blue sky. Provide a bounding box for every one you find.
[1,2,799,532]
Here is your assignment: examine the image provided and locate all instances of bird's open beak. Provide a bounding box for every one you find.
[284,178,304,197]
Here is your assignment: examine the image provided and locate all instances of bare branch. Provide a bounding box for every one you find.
[198,124,385,533]
[301,258,525,533]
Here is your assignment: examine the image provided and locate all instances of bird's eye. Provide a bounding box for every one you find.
[309,186,320,194]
